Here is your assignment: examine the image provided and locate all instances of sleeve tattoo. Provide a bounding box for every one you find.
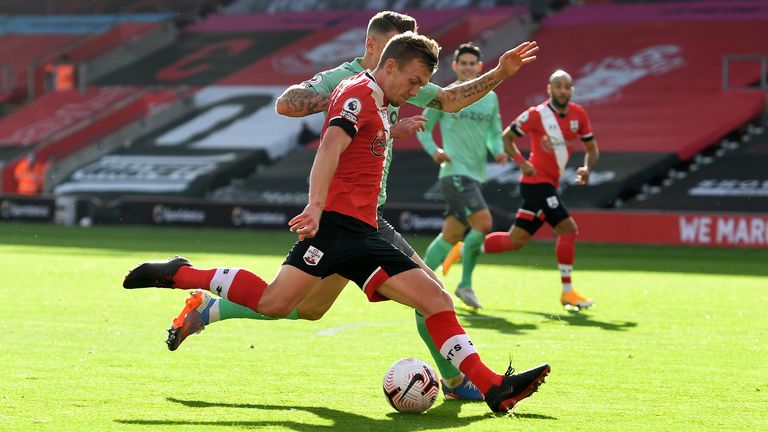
[427,74,501,112]
[283,87,330,115]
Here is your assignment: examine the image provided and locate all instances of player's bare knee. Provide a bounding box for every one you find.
[421,289,454,315]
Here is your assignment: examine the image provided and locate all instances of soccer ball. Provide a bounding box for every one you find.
[382,358,440,413]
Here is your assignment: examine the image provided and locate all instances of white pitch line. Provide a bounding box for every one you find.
[316,319,411,336]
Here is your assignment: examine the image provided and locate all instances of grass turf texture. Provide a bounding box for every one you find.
[1,222,766,431]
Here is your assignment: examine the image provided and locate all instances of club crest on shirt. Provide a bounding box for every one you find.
[303,245,324,266]
[371,129,389,157]
[570,120,579,132]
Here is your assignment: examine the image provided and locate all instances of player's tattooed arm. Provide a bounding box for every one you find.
[426,41,538,113]
[427,74,502,112]
[275,85,330,117]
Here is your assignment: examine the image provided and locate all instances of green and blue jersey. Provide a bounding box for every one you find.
[417,87,503,183]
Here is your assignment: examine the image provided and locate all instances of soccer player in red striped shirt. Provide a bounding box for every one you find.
[443,69,600,310]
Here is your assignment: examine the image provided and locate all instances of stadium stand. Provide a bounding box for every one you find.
[0,0,226,20]
[383,1,768,211]
[0,0,765,248]
[0,87,183,193]
[627,124,768,213]
[52,86,283,197]
[208,8,525,86]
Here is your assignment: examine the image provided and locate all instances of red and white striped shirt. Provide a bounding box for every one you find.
[511,101,593,188]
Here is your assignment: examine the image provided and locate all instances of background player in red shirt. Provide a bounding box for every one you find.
[443,69,600,310]
[124,32,550,414]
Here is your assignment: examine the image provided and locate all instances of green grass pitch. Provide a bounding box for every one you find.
[1,222,766,431]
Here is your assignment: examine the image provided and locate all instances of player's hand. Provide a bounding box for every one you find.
[575,167,590,185]
[432,148,451,164]
[494,41,539,79]
[494,152,508,165]
[289,204,323,240]
[391,115,427,139]
[520,161,536,177]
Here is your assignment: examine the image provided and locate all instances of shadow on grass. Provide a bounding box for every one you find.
[522,310,637,332]
[456,309,538,335]
[112,397,556,431]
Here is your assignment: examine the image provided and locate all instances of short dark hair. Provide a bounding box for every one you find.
[453,43,481,63]
[367,11,418,36]
[378,31,440,73]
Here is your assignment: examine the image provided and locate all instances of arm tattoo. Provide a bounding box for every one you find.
[426,97,443,110]
[282,87,330,116]
[430,74,500,112]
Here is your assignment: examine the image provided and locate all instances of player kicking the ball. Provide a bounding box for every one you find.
[124,32,549,413]
[140,11,541,402]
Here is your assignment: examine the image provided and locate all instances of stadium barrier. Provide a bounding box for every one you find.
[4,194,763,249]
[0,195,56,222]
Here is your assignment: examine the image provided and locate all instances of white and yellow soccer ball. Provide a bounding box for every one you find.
[382,358,440,413]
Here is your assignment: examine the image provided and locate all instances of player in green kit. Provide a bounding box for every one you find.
[158,11,539,401]
[418,43,506,309]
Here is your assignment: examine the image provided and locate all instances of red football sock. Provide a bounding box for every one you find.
[556,232,576,265]
[174,267,268,312]
[425,310,502,394]
[174,266,215,289]
[224,270,268,312]
[483,232,515,253]
[556,232,576,290]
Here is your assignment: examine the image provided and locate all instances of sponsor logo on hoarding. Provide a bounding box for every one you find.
[231,207,287,226]
[152,205,206,224]
[399,211,444,232]
[0,199,51,219]
[679,216,768,246]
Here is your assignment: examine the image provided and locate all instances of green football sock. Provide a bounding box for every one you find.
[424,234,454,270]
[214,297,299,323]
[459,229,484,289]
[415,310,462,381]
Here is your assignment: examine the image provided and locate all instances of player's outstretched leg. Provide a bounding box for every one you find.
[166,290,215,351]
[414,310,483,401]
[123,256,191,289]
[484,363,551,412]
[123,259,269,313]
[424,310,549,412]
[166,291,301,351]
